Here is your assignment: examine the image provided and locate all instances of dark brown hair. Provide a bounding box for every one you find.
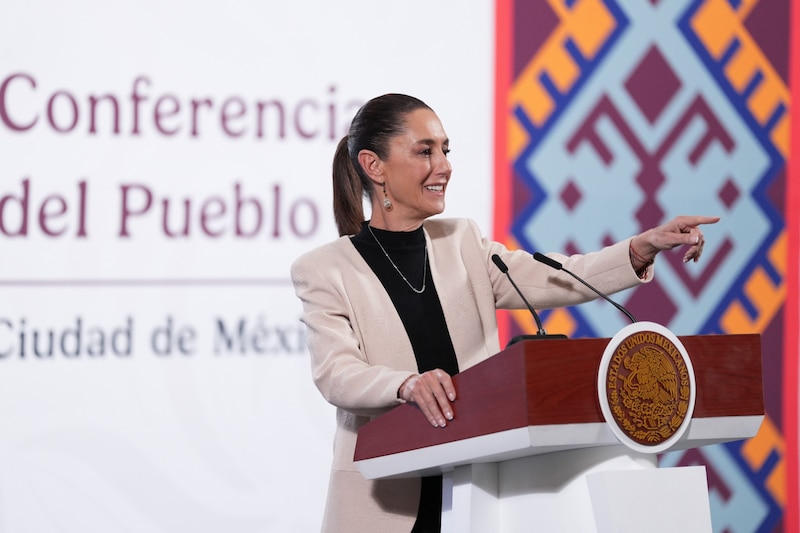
[332,94,431,236]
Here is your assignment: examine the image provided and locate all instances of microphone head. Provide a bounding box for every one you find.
[491,254,509,273]
[533,252,563,270]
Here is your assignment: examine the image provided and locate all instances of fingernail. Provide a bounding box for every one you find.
[445,411,453,420]
[694,235,700,244]
[448,393,456,401]
[438,418,446,427]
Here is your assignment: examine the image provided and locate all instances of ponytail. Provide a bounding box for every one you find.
[332,136,366,236]
[331,94,432,237]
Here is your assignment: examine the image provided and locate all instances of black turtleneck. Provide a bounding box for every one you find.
[350,221,459,532]
[350,222,459,376]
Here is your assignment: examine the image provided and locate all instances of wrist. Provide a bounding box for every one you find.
[629,240,654,279]
[398,375,418,400]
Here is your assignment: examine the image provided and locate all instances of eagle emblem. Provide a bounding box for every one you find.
[603,329,692,447]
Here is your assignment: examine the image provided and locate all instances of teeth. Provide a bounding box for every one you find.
[426,185,443,192]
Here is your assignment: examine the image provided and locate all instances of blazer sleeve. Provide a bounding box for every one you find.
[291,247,416,417]
[480,232,651,310]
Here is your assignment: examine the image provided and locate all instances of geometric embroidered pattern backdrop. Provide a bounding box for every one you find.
[495,1,790,530]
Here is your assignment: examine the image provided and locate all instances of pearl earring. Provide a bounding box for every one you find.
[382,183,393,211]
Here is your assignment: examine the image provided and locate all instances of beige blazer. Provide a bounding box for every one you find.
[291,218,649,532]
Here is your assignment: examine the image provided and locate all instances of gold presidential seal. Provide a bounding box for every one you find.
[603,329,692,447]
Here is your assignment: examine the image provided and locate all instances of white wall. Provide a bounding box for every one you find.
[0,2,494,531]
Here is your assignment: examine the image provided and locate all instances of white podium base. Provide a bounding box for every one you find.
[441,446,712,533]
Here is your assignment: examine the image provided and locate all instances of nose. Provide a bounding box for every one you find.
[433,150,452,176]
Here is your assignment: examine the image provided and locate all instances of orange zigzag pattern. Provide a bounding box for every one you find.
[690,0,790,157]
[742,414,787,507]
[721,231,787,334]
[692,4,787,509]
[508,0,618,161]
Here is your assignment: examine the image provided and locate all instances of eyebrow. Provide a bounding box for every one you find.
[415,138,450,146]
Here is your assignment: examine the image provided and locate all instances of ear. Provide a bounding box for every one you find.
[357,149,384,181]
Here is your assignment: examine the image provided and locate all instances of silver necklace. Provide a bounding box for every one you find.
[367,225,427,294]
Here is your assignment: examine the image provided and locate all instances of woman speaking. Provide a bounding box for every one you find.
[291,93,717,532]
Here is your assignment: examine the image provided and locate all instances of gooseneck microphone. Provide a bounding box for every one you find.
[491,254,567,346]
[532,252,637,323]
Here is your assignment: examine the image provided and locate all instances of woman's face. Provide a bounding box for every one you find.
[380,108,451,229]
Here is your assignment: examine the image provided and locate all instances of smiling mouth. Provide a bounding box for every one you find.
[425,185,444,192]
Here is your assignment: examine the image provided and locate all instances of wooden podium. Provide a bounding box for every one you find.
[354,333,763,532]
